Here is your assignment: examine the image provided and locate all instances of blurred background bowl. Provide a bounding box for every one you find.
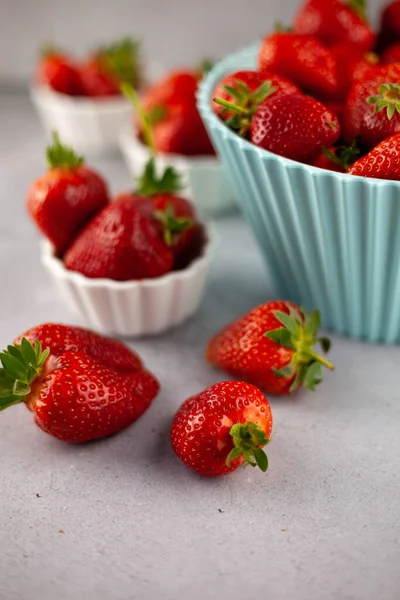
[198,42,400,344]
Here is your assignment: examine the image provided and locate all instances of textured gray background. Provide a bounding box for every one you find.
[1,94,400,600]
[0,0,387,88]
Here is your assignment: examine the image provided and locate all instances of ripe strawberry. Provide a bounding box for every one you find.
[0,323,159,443]
[343,64,400,145]
[293,0,376,52]
[313,140,361,171]
[347,132,400,179]
[330,43,379,99]
[206,301,334,395]
[170,381,272,477]
[376,0,400,53]
[79,37,141,97]
[36,47,82,95]
[212,70,300,123]
[27,133,109,256]
[250,94,341,163]
[258,33,339,98]
[381,42,400,64]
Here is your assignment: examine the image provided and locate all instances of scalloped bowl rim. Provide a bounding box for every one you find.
[41,224,216,290]
[197,40,400,188]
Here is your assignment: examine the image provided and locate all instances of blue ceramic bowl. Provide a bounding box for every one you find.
[198,42,400,344]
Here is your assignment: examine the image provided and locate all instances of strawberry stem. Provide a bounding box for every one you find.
[121,82,156,154]
[154,204,193,246]
[213,97,248,114]
[99,37,141,87]
[226,422,270,472]
[367,83,400,120]
[46,132,84,170]
[0,339,49,411]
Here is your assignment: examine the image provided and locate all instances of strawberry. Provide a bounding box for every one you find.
[258,33,339,98]
[36,46,82,95]
[330,43,379,99]
[0,323,159,443]
[343,64,400,145]
[293,0,376,52]
[79,37,141,97]
[250,94,341,163]
[27,133,109,256]
[212,70,300,123]
[206,301,334,395]
[347,132,400,179]
[381,42,400,64]
[313,140,361,171]
[170,381,272,477]
[376,0,400,53]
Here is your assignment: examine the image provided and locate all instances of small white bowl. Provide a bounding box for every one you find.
[40,227,215,337]
[119,130,237,219]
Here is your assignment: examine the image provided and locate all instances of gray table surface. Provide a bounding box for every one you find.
[1,93,399,600]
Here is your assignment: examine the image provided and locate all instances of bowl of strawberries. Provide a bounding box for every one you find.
[119,63,237,217]
[198,0,400,344]
[27,133,213,337]
[31,38,161,155]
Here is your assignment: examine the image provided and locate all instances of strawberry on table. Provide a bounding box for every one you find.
[36,46,82,95]
[170,381,273,477]
[258,33,339,98]
[293,0,376,52]
[79,37,141,97]
[0,324,159,443]
[347,132,400,179]
[206,301,334,395]
[27,132,109,256]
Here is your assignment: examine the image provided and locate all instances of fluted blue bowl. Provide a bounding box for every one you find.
[197,42,400,344]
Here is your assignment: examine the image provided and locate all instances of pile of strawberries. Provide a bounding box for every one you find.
[27,132,206,280]
[36,37,141,97]
[212,0,400,181]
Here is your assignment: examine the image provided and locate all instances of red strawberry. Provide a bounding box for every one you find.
[27,133,109,256]
[312,140,361,171]
[377,0,400,53]
[381,42,400,64]
[293,0,376,52]
[343,64,400,145]
[170,381,273,477]
[206,301,334,395]
[258,33,339,98]
[212,70,300,123]
[330,43,379,99]
[0,324,159,443]
[347,132,400,179]
[250,94,341,163]
[140,70,200,112]
[36,47,82,95]
[79,38,141,97]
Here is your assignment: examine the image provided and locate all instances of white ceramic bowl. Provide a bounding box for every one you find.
[40,227,215,337]
[119,130,237,219]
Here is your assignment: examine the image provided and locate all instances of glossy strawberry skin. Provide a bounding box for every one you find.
[170,381,273,477]
[17,324,159,443]
[250,94,341,163]
[330,43,378,99]
[212,70,300,120]
[293,0,376,52]
[63,196,174,280]
[79,58,121,97]
[141,70,200,110]
[343,64,400,145]
[207,301,303,395]
[377,1,400,53]
[36,53,83,96]
[258,33,339,98]
[381,43,400,64]
[347,132,400,180]
[27,166,109,256]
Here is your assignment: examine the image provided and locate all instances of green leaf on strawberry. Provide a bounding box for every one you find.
[46,131,84,170]
[367,83,400,120]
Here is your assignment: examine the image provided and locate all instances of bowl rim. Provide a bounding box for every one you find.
[197,40,400,187]
[41,223,216,290]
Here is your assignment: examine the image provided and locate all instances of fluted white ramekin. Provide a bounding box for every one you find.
[119,130,237,218]
[40,228,214,337]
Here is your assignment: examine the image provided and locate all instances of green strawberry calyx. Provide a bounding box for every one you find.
[0,339,50,411]
[226,422,270,472]
[367,83,400,120]
[154,204,193,247]
[98,37,141,87]
[46,131,85,170]
[213,79,278,136]
[265,305,334,393]
[347,0,368,22]
[322,138,361,171]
